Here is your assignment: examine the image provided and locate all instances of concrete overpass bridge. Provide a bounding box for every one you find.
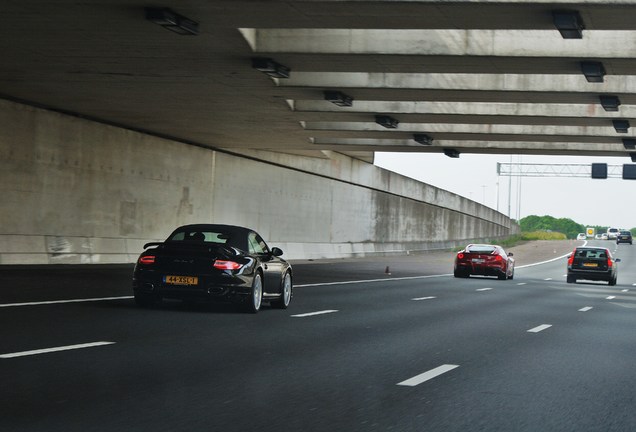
[3,0,634,264]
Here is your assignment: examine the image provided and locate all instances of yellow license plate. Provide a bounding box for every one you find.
[583,263,598,268]
[164,275,199,285]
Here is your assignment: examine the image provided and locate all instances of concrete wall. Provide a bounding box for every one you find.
[0,99,518,264]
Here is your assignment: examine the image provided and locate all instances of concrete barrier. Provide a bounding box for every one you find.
[0,99,518,264]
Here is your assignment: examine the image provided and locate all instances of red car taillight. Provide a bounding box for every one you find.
[213,260,243,271]
[494,254,503,262]
[138,255,155,265]
[457,253,464,259]
[567,250,575,265]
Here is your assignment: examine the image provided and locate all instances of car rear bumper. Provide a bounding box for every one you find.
[567,269,613,282]
[455,264,506,277]
[133,272,252,302]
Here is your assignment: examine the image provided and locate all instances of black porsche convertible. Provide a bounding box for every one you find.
[132,224,292,313]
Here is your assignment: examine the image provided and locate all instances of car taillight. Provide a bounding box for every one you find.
[214,260,243,270]
[567,250,575,265]
[457,253,464,259]
[494,254,503,262]
[139,255,155,265]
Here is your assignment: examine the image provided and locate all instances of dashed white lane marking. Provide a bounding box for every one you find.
[622,289,629,292]
[0,341,115,359]
[291,310,338,318]
[527,324,552,333]
[544,278,553,281]
[295,274,451,288]
[517,282,527,286]
[476,288,492,292]
[397,364,460,387]
[0,296,133,308]
[606,296,616,300]
[412,296,436,301]
[579,307,593,312]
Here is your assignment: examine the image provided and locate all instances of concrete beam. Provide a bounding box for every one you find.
[281,72,636,93]
[248,29,636,58]
[293,100,636,119]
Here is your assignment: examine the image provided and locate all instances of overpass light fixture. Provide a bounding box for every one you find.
[443,148,460,158]
[581,61,606,83]
[324,91,353,107]
[413,134,433,145]
[145,7,199,35]
[252,57,290,79]
[623,139,636,149]
[375,115,399,129]
[624,162,636,177]
[600,95,621,111]
[613,119,630,133]
[552,10,585,39]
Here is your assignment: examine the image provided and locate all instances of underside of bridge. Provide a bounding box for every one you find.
[3,1,636,164]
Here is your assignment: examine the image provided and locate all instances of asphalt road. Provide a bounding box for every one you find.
[1,240,635,431]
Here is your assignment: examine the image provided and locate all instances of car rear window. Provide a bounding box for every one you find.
[466,245,497,254]
[575,249,607,259]
[620,231,631,235]
[168,230,229,244]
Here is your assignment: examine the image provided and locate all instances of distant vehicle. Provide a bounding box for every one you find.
[566,247,620,285]
[132,224,293,313]
[454,244,514,280]
[607,227,620,240]
[576,233,586,240]
[601,233,609,240]
[616,230,633,245]
[595,234,603,240]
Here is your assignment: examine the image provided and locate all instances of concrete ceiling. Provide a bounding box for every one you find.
[4,1,636,164]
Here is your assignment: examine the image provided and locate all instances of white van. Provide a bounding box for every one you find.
[607,228,620,240]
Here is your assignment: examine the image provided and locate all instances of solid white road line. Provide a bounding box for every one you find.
[0,296,133,308]
[412,296,436,301]
[578,307,593,312]
[397,364,459,387]
[0,341,115,359]
[476,288,492,292]
[527,324,552,333]
[290,310,338,318]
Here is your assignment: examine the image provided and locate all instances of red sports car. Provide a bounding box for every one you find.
[454,244,515,280]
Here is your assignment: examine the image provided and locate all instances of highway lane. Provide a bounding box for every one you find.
[1,242,635,431]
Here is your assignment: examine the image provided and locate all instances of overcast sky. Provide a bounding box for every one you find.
[374,152,636,230]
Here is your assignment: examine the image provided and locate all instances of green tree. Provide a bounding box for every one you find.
[519,215,584,239]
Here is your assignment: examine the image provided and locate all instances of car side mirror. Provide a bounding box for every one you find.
[615,258,621,263]
[271,247,284,257]
[508,252,514,257]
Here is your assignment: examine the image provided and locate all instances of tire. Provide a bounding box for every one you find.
[134,292,159,307]
[566,275,576,284]
[508,268,514,280]
[609,276,617,286]
[271,271,292,309]
[245,272,263,313]
[498,270,507,280]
